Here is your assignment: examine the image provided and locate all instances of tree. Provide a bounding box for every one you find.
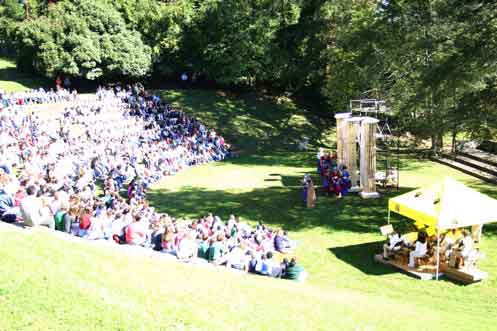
[14,0,152,80]
[379,0,497,153]
[181,0,286,86]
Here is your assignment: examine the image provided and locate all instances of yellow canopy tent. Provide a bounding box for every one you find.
[387,177,497,279]
[388,181,442,236]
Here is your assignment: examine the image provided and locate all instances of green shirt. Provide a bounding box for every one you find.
[197,241,209,259]
[284,264,304,280]
[207,242,223,262]
[54,211,67,231]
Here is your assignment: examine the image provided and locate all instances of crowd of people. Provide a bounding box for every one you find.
[0,87,77,107]
[317,148,352,197]
[0,84,306,282]
[383,227,481,270]
[301,148,353,207]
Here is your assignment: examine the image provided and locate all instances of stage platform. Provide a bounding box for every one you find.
[441,265,488,284]
[374,254,442,280]
[375,254,488,283]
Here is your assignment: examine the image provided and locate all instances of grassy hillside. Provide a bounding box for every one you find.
[1,65,497,330]
[0,58,49,92]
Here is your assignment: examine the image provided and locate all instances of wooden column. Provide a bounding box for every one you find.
[334,113,352,166]
[345,117,362,191]
[359,117,380,199]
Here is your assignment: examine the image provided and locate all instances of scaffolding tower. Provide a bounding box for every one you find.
[349,98,400,191]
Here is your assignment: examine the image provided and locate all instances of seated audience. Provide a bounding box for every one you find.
[20,185,54,229]
[0,84,305,282]
[126,215,147,246]
[282,258,307,282]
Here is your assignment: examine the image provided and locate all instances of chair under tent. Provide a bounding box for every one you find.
[376,177,497,283]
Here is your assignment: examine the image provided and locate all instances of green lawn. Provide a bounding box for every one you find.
[1,73,497,330]
[0,58,49,92]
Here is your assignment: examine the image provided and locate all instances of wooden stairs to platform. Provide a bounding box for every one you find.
[432,150,497,184]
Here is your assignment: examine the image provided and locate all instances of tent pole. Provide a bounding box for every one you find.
[436,228,440,281]
[387,209,390,224]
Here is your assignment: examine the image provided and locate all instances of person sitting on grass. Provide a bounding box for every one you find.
[84,209,107,240]
[20,185,54,229]
[125,214,147,246]
[274,229,289,254]
[263,251,283,278]
[0,188,15,223]
[207,234,225,264]
[248,251,260,274]
[162,228,177,255]
[225,243,249,271]
[54,206,73,233]
[112,212,128,244]
[176,230,197,260]
[282,257,307,282]
[197,233,210,259]
[257,253,270,275]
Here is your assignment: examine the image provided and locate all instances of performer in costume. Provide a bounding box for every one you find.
[317,148,325,174]
[322,167,331,195]
[302,174,310,204]
[330,152,338,170]
[306,179,316,208]
[330,169,341,197]
[340,166,351,196]
[302,176,308,203]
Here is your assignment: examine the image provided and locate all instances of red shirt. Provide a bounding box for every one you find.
[80,214,91,230]
[126,222,146,244]
[14,192,25,207]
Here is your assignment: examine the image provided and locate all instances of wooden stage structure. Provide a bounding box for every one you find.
[374,254,488,284]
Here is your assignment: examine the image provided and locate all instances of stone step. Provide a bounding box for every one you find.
[458,150,497,169]
[449,154,497,178]
[433,157,497,184]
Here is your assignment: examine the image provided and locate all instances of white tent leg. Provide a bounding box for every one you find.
[436,228,440,280]
[387,209,391,224]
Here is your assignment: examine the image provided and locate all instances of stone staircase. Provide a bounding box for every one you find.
[433,150,497,184]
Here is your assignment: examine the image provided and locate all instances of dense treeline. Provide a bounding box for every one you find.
[1,0,496,150]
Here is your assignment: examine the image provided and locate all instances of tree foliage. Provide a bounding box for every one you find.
[13,0,152,79]
[0,0,496,146]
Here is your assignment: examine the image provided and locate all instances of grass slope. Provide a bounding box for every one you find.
[0,58,49,92]
[2,224,484,331]
[1,71,497,330]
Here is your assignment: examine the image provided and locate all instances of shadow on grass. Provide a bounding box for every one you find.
[159,89,334,154]
[328,241,397,276]
[147,176,415,233]
[148,173,497,237]
[0,66,50,90]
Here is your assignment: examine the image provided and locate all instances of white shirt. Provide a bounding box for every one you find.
[461,236,474,257]
[414,241,427,256]
[20,195,44,227]
[388,233,402,249]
